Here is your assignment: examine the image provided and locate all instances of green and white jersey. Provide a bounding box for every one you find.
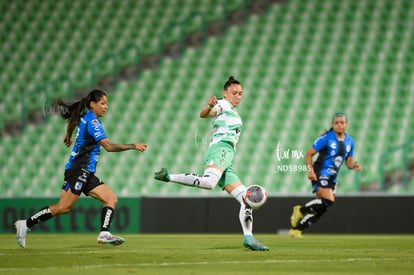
[209,99,243,150]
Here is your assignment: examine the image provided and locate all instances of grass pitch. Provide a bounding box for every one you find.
[1,234,414,274]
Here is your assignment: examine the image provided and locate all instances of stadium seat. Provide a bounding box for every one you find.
[1,0,414,197]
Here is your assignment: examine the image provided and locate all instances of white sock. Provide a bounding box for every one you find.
[230,185,253,236]
[98,231,111,237]
[169,168,222,190]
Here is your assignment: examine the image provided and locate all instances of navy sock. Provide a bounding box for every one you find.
[27,207,53,228]
[100,206,114,232]
[296,198,333,230]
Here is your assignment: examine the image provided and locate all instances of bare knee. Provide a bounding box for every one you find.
[104,194,118,208]
[88,185,119,208]
[112,195,118,206]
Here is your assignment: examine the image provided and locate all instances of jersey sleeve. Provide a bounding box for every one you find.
[88,119,107,142]
[312,134,328,152]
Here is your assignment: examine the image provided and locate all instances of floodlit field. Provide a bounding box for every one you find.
[1,234,413,274]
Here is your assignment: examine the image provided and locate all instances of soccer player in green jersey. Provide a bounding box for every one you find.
[155,76,269,251]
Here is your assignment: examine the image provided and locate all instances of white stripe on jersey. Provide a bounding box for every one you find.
[209,99,243,150]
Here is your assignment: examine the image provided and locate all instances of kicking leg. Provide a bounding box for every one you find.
[154,165,223,190]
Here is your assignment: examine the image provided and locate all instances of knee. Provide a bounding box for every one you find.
[200,168,221,190]
[50,204,72,215]
[112,195,118,206]
[199,178,215,190]
[105,194,118,208]
[322,198,334,207]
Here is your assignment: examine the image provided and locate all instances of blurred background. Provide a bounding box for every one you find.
[1,0,413,201]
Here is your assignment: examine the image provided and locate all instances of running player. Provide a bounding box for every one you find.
[289,113,362,238]
[15,89,147,247]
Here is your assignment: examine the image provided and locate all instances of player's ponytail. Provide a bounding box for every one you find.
[321,128,333,136]
[56,89,107,125]
[223,76,240,90]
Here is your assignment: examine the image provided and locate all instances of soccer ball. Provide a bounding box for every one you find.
[243,185,268,210]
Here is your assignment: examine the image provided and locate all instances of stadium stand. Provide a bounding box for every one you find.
[0,0,413,197]
[0,0,249,129]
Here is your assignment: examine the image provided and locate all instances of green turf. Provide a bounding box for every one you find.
[1,234,414,274]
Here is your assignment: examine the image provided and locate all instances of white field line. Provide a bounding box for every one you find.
[0,257,399,271]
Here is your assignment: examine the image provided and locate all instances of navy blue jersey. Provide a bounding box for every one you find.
[312,130,354,182]
[65,110,107,172]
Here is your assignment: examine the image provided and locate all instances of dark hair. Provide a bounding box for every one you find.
[57,89,107,124]
[322,113,348,136]
[223,76,240,90]
[332,112,347,123]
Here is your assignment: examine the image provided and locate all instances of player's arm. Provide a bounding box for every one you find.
[200,96,218,118]
[100,138,147,152]
[346,157,362,172]
[305,147,318,181]
[64,121,77,147]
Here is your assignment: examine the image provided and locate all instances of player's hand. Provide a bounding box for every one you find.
[64,135,72,147]
[352,161,363,172]
[207,96,218,108]
[307,170,317,181]
[134,143,147,152]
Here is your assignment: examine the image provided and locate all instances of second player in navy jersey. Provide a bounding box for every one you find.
[311,129,355,185]
[289,113,362,238]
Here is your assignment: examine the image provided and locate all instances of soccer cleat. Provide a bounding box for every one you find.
[243,235,269,251]
[290,205,304,228]
[97,232,125,246]
[154,168,170,182]
[15,220,29,248]
[288,229,303,238]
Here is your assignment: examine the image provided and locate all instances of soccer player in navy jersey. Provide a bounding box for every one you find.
[15,89,147,247]
[289,113,362,238]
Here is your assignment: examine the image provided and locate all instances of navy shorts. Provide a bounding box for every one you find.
[62,168,103,196]
[311,176,336,193]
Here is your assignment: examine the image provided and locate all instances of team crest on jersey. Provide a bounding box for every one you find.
[346,145,351,152]
[91,119,99,125]
[330,142,336,149]
[334,156,343,168]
